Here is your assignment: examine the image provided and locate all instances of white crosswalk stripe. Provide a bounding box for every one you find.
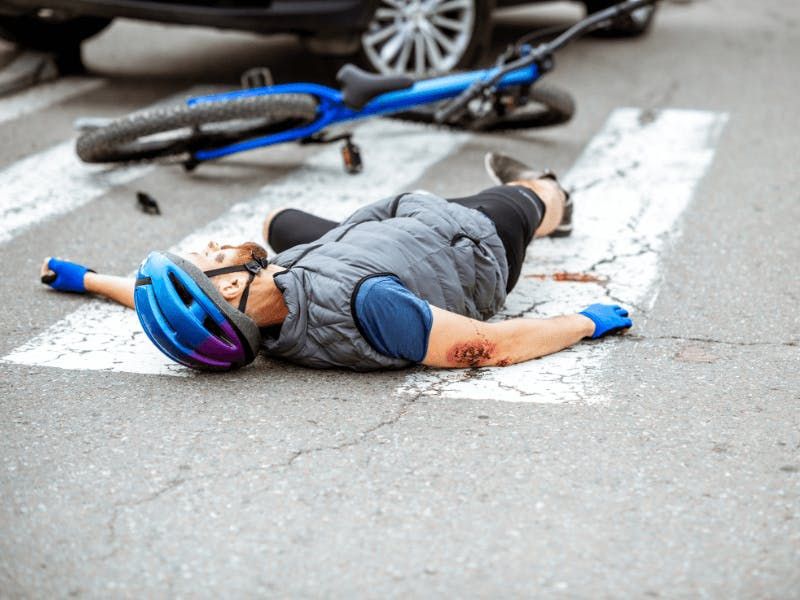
[400,108,729,403]
[0,140,151,245]
[0,86,220,246]
[2,118,470,374]
[0,77,105,126]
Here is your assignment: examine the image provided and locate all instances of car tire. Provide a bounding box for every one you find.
[0,15,111,52]
[583,0,656,37]
[358,0,494,76]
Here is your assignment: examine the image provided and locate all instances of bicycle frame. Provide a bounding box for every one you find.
[186,62,541,161]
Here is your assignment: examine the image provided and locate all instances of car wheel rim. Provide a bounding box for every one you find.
[362,0,475,77]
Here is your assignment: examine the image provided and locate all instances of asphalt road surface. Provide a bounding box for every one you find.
[1,0,798,597]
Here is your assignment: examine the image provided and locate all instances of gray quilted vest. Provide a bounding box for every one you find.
[262,191,508,370]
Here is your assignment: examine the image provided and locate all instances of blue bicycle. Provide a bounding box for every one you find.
[76,0,654,173]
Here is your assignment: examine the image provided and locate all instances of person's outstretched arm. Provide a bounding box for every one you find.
[40,257,135,309]
[423,304,632,368]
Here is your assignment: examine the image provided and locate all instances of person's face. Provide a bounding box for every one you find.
[185,241,267,271]
[186,241,243,271]
[183,241,268,306]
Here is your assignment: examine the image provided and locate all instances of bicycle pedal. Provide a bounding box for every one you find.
[241,67,274,89]
[341,139,362,175]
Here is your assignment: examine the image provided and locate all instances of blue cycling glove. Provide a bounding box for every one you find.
[42,258,94,293]
[579,303,633,339]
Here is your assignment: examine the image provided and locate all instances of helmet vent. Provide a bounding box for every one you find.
[204,315,233,346]
[169,272,194,306]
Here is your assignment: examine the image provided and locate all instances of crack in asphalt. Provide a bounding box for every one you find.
[585,242,656,274]
[285,396,415,468]
[95,395,418,561]
[99,476,187,561]
[628,334,798,348]
[500,299,547,320]
[567,159,640,196]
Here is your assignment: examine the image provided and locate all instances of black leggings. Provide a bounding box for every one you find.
[267,185,545,293]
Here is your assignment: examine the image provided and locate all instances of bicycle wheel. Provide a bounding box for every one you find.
[474,84,575,131]
[391,83,574,132]
[76,94,319,164]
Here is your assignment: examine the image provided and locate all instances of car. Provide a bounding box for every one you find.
[0,0,657,77]
[361,0,656,76]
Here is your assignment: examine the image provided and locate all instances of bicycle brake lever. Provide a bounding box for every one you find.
[496,44,515,67]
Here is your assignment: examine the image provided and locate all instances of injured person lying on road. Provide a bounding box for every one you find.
[39,152,632,372]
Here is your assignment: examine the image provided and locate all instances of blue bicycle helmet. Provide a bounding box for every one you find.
[134,251,267,371]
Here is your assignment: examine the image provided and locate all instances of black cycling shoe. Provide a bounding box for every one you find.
[484,151,572,237]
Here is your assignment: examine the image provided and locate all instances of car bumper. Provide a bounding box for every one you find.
[0,0,376,34]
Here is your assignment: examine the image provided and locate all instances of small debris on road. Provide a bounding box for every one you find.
[136,191,161,215]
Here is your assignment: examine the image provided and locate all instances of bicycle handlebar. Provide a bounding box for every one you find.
[434,0,657,124]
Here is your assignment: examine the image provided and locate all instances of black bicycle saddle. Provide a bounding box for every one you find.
[336,64,414,110]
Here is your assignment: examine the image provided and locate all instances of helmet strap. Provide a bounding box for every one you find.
[203,256,270,314]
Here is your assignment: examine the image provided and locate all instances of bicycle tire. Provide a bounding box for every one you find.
[475,84,575,131]
[390,83,574,131]
[76,93,319,164]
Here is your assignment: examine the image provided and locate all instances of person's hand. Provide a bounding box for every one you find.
[578,303,632,339]
[40,257,94,293]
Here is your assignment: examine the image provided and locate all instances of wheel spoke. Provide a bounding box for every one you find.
[414,33,426,76]
[363,23,399,47]
[428,23,456,53]
[423,33,444,70]
[430,0,471,14]
[380,30,407,63]
[394,34,414,73]
[374,7,399,19]
[429,15,468,32]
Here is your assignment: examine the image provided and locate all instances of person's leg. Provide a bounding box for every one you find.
[448,185,545,292]
[262,208,339,253]
[484,152,571,238]
[510,178,566,238]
